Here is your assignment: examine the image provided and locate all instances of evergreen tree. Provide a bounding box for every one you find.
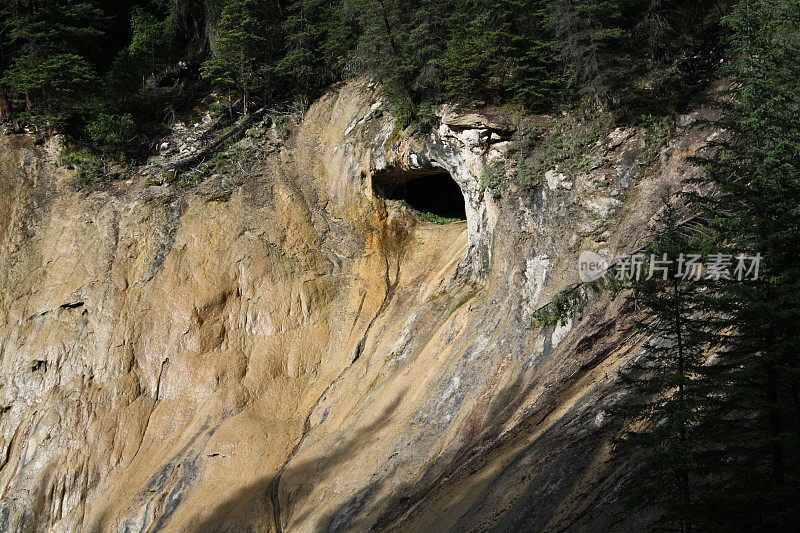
[351,0,411,122]
[617,3,800,528]
[200,0,274,115]
[443,0,562,109]
[277,0,357,102]
[684,0,800,528]
[0,3,15,119]
[442,1,514,105]
[549,0,635,106]
[128,5,171,70]
[505,0,565,110]
[634,0,711,62]
[0,0,731,137]
[616,204,714,533]
[1,0,105,125]
[352,0,452,123]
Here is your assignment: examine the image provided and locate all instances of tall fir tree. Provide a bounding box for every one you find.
[442,0,514,105]
[443,0,563,109]
[615,204,715,533]
[1,0,105,126]
[200,0,276,115]
[277,0,357,102]
[549,0,635,107]
[684,0,800,528]
[352,0,453,123]
[505,0,565,110]
[618,2,800,528]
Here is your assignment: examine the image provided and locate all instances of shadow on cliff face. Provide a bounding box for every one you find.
[184,476,276,532]
[182,295,643,532]
[344,297,644,532]
[184,393,406,532]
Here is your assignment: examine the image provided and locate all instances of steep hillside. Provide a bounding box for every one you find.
[0,80,714,532]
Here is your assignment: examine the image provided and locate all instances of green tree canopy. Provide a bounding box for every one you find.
[1,0,105,125]
[200,0,277,115]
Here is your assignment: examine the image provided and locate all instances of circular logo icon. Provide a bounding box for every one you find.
[578,250,609,282]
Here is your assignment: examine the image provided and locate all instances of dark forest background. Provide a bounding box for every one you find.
[1,0,724,153]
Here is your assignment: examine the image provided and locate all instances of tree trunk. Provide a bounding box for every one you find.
[791,347,800,466]
[377,0,413,107]
[767,365,785,487]
[673,279,692,533]
[0,86,10,120]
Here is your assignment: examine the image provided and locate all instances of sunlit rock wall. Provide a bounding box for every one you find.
[0,80,713,532]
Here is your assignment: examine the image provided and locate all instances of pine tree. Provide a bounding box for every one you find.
[1,0,104,125]
[634,0,712,62]
[549,0,634,107]
[616,203,714,533]
[351,0,410,122]
[442,1,511,105]
[686,0,800,528]
[505,0,565,109]
[352,0,452,123]
[200,0,272,115]
[277,0,357,102]
[442,0,562,110]
[128,5,170,69]
[0,2,14,119]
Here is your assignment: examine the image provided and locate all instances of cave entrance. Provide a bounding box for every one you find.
[373,168,467,221]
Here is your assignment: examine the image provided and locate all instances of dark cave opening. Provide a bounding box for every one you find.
[373,168,467,221]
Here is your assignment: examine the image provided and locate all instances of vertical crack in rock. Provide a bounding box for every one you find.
[269,214,411,532]
[127,359,169,467]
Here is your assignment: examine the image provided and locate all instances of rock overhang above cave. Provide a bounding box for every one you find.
[440,105,516,136]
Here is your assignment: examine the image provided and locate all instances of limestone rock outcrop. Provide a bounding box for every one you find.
[0,80,711,532]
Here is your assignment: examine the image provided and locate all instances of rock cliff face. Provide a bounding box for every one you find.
[0,80,710,532]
